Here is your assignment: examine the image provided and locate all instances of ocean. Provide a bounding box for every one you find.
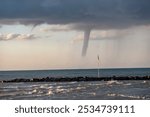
[0,68,150,100]
[0,68,150,80]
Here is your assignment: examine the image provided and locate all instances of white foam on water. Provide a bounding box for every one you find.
[76,87,86,90]
[106,80,123,85]
[55,88,66,93]
[89,92,96,96]
[108,93,146,99]
[143,81,147,84]
[39,84,50,88]
[1,81,150,100]
[107,93,117,97]
[32,89,38,94]
[46,89,53,96]
[123,83,132,86]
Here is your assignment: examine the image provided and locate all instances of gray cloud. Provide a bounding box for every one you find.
[1,0,150,56]
[40,25,70,32]
[0,0,150,29]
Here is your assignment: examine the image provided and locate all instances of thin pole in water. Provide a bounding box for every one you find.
[97,55,100,78]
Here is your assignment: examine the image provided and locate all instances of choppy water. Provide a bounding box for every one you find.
[0,81,150,100]
[0,68,150,100]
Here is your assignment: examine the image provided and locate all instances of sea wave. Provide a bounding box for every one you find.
[0,81,150,100]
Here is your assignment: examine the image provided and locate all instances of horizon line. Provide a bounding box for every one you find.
[0,67,150,72]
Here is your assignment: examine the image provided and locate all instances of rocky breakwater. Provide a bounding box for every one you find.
[1,76,150,83]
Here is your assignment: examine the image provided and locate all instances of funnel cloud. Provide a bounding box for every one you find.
[82,29,91,56]
[0,0,150,56]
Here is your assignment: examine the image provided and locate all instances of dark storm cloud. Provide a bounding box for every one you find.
[0,0,150,29]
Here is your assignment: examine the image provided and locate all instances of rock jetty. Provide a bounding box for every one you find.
[1,76,150,83]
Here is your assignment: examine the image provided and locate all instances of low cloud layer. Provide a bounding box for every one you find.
[40,25,71,32]
[0,33,37,41]
[0,0,150,30]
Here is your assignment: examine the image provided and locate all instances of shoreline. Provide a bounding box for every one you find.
[1,76,150,83]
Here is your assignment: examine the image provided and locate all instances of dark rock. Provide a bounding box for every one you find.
[1,76,150,83]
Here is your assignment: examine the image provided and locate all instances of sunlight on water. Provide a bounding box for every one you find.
[0,81,150,100]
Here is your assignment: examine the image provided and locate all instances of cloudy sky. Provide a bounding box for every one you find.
[0,0,150,70]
